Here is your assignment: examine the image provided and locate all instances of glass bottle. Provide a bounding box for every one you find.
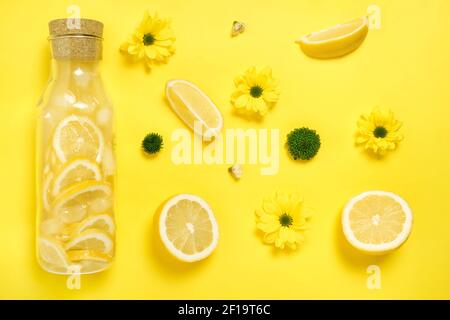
[36,19,115,274]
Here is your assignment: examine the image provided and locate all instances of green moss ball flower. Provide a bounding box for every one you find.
[142,133,163,155]
[286,127,321,160]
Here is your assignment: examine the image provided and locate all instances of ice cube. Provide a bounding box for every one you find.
[73,67,92,88]
[96,107,112,126]
[49,91,76,107]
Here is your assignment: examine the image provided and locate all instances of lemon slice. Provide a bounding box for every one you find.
[101,145,115,177]
[159,194,219,262]
[296,16,368,59]
[52,181,112,224]
[53,115,104,163]
[342,191,413,254]
[65,229,113,254]
[166,80,223,139]
[67,250,111,263]
[42,172,54,213]
[38,237,70,268]
[51,159,102,197]
[73,214,115,235]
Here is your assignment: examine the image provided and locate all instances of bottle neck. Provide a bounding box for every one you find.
[51,59,101,81]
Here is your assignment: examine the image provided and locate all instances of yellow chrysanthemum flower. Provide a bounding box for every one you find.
[120,11,175,69]
[255,191,310,250]
[231,66,280,116]
[356,107,403,155]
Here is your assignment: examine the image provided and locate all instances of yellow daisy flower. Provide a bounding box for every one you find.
[255,191,310,250]
[356,107,403,155]
[120,11,175,69]
[231,66,280,116]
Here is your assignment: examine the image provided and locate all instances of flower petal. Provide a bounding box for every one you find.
[233,94,250,109]
[262,199,281,216]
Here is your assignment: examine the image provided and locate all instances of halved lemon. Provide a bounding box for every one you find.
[159,194,219,262]
[166,80,223,139]
[342,191,413,254]
[296,16,368,59]
[38,237,70,268]
[53,115,104,163]
[52,181,112,224]
[73,213,115,235]
[65,229,113,254]
[52,159,102,197]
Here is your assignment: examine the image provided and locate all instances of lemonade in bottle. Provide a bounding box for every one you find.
[36,19,115,274]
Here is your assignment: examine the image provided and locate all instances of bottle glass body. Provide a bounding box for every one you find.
[36,46,115,274]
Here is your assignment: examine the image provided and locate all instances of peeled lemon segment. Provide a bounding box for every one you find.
[52,159,102,197]
[159,194,219,262]
[52,181,112,224]
[65,229,113,254]
[73,213,115,235]
[166,80,223,139]
[342,191,413,254]
[38,237,70,268]
[53,115,104,163]
[297,16,368,59]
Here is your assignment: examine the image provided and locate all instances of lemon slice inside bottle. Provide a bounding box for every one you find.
[53,115,104,163]
[38,237,70,268]
[42,172,54,213]
[65,229,113,254]
[67,250,112,263]
[73,213,115,235]
[52,159,102,197]
[52,181,112,224]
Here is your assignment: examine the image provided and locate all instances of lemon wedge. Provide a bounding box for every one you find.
[159,194,219,262]
[52,181,112,224]
[297,16,368,59]
[342,191,413,254]
[52,159,102,197]
[166,80,223,139]
[65,229,113,254]
[53,115,104,163]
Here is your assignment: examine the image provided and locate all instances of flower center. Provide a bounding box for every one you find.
[279,213,293,227]
[143,33,155,46]
[250,85,263,98]
[373,126,388,138]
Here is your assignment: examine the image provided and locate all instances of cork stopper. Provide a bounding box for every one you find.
[48,18,103,60]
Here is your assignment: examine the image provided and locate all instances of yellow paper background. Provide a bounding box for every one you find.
[0,0,449,299]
